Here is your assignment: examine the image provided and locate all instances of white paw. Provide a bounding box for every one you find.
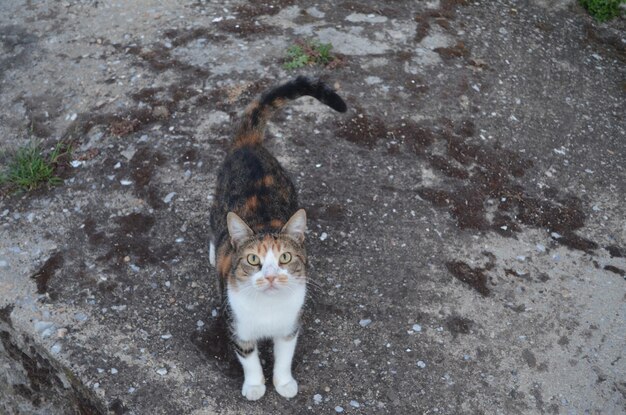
[274,378,298,399]
[242,383,266,401]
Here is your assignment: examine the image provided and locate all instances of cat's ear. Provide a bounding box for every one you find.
[227,212,253,249]
[281,209,307,243]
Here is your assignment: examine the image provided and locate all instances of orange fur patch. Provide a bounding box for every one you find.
[270,219,284,229]
[243,195,259,213]
[261,175,275,186]
[233,131,262,149]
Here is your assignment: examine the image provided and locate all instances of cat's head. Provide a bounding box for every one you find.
[226,209,307,295]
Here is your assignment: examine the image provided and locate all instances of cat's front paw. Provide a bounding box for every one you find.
[242,382,266,401]
[274,377,298,399]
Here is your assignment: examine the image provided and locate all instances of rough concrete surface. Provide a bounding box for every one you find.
[0,0,625,414]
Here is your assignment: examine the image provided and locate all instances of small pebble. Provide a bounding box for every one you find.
[128,387,136,394]
[197,320,205,328]
[516,255,526,261]
[50,343,62,354]
[412,324,422,332]
[120,179,133,186]
[34,321,54,333]
[111,368,118,374]
[0,260,8,268]
[551,232,562,239]
[335,406,344,413]
[97,368,105,373]
[163,192,176,204]
[56,328,68,338]
[417,360,426,368]
[74,312,88,322]
[320,232,328,241]
[156,368,168,376]
[70,160,82,168]
[350,400,361,408]
[359,319,372,327]
[535,244,546,252]
[161,334,172,340]
[313,394,323,404]
[114,162,121,169]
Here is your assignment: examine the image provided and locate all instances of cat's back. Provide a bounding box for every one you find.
[210,144,297,241]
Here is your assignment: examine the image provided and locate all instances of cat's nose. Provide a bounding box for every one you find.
[265,275,277,284]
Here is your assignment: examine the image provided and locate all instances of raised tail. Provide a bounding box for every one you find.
[232,76,347,148]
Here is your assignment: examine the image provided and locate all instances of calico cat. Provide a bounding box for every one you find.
[208,76,347,400]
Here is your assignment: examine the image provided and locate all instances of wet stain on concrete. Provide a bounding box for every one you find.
[522,348,537,368]
[604,265,625,277]
[30,252,64,295]
[0,304,13,327]
[604,245,623,258]
[445,261,490,296]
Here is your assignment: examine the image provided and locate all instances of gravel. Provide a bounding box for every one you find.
[359,319,372,327]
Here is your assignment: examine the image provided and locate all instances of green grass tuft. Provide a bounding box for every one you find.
[0,142,69,192]
[283,39,340,69]
[578,0,624,22]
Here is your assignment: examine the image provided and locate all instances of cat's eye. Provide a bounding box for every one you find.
[247,254,260,266]
[279,252,292,264]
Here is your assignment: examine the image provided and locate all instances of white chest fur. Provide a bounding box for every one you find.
[228,285,306,341]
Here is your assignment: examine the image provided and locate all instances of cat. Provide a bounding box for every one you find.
[208,76,347,400]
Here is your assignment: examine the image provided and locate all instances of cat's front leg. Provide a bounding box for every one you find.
[273,329,299,399]
[234,339,266,401]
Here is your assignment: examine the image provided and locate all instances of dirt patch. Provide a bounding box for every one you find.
[163,27,226,47]
[30,252,64,295]
[115,213,156,235]
[414,0,469,41]
[408,119,599,252]
[128,146,167,209]
[434,41,470,60]
[336,111,387,149]
[445,261,490,296]
[123,43,210,78]
[554,232,598,253]
[427,154,468,179]
[445,315,473,337]
[98,211,172,267]
[215,20,278,38]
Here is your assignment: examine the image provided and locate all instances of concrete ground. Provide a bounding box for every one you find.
[0,0,625,414]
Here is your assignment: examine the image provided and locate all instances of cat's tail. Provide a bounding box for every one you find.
[232,76,347,148]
